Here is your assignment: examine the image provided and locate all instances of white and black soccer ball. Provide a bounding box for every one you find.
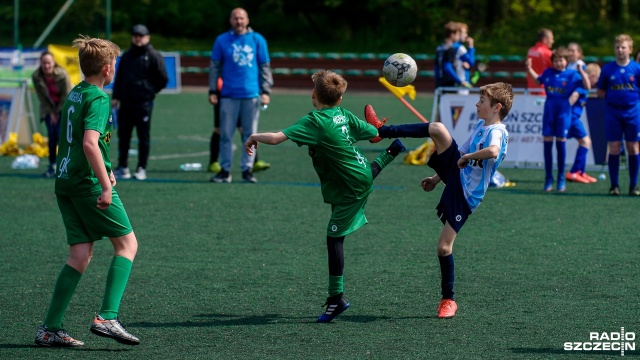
[382,53,418,87]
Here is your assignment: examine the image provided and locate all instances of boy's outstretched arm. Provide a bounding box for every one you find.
[245,131,289,156]
[458,145,500,169]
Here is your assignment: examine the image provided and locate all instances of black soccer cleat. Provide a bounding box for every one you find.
[386,139,407,157]
[317,293,350,323]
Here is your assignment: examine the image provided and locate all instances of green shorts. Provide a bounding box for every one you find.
[327,196,369,237]
[56,191,133,245]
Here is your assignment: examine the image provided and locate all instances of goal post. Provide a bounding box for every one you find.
[0,79,36,146]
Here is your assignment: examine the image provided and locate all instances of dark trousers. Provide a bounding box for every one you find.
[44,114,60,166]
[117,101,153,170]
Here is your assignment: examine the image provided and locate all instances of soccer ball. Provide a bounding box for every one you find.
[382,53,418,87]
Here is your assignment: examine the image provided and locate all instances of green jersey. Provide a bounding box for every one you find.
[55,81,113,196]
[283,106,378,204]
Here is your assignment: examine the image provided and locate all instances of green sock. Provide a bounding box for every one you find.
[328,275,344,296]
[99,256,133,320]
[373,151,395,170]
[43,264,82,331]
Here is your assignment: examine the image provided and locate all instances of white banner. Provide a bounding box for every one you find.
[437,92,594,166]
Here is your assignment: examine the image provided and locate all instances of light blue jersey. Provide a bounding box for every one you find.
[211,29,270,98]
[458,120,508,211]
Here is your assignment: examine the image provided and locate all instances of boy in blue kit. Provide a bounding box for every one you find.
[365,82,513,318]
[244,70,406,323]
[435,22,470,89]
[526,47,590,192]
[454,22,475,85]
[596,34,640,196]
[566,43,598,184]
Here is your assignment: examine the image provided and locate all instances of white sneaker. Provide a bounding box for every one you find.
[133,167,146,180]
[114,167,131,179]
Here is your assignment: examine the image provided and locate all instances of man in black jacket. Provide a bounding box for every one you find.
[112,24,168,180]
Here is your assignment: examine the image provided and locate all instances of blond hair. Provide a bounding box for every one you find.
[586,63,601,77]
[480,82,513,120]
[615,34,633,49]
[72,35,120,77]
[311,70,347,106]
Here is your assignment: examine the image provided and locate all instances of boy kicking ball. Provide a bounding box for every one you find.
[365,82,513,318]
[245,70,405,322]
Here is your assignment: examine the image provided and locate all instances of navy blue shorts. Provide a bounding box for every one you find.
[426,139,472,234]
[567,112,587,139]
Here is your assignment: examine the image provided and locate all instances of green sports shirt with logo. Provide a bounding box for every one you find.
[282,106,378,205]
[55,81,113,196]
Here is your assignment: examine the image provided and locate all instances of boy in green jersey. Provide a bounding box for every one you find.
[244,70,405,322]
[35,36,140,347]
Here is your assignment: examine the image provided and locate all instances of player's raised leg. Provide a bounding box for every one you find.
[371,139,406,179]
[364,104,452,152]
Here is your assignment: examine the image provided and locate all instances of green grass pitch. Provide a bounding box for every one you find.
[0,89,638,359]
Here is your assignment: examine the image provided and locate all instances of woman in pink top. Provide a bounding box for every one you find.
[32,51,72,177]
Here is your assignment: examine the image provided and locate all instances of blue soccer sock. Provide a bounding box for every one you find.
[378,123,430,139]
[556,141,566,177]
[438,254,455,300]
[609,154,620,187]
[570,146,588,174]
[629,154,639,188]
[544,141,553,180]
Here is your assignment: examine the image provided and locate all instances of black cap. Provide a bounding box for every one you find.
[131,24,149,36]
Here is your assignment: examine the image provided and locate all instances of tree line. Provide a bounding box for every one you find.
[2,0,640,56]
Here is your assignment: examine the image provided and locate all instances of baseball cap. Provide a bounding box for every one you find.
[131,24,149,36]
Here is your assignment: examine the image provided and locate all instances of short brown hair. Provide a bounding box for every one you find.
[444,21,460,38]
[72,35,120,77]
[551,46,570,62]
[537,28,552,42]
[311,70,347,106]
[480,82,513,120]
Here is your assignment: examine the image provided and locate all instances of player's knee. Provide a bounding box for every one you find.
[579,136,591,148]
[437,244,452,257]
[609,142,622,154]
[67,252,92,272]
[111,232,138,260]
[429,122,446,136]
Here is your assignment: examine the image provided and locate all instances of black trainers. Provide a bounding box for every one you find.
[35,325,85,347]
[629,186,640,196]
[211,170,232,183]
[90,315,140,345]
[242,170,257,183]
[386,139,407,157]
[609,186,621,196]
[317,293,350,323]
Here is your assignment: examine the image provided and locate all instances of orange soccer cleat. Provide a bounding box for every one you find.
[437,299,458,319]
[364,104,388,143]
[580,172,598,183]
[566,171,590,184]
